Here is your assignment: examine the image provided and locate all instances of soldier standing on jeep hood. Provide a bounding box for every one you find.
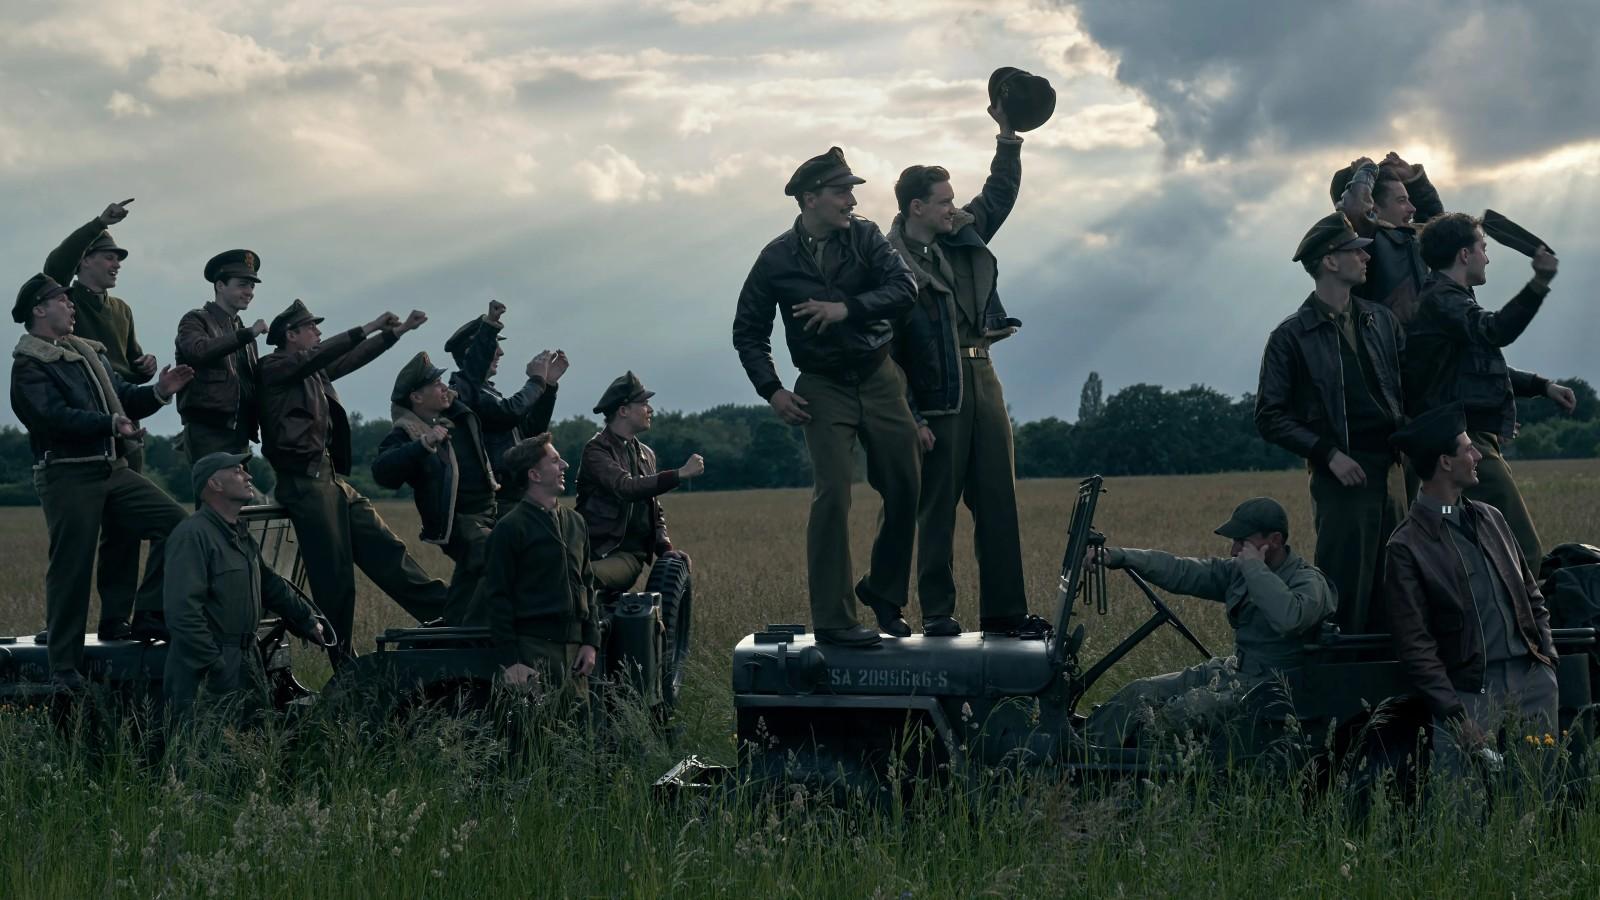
[732,146,920,648]
[888,101,1039,638]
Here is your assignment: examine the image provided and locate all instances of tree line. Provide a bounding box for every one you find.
[1,374,1594,505]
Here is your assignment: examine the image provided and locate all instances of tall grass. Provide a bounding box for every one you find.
[2,461,1599,896]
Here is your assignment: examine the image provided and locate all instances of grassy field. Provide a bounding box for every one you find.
[2,460,1599,897]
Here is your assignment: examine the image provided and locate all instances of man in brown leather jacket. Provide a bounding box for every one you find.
[575,372,703,592]
[1385,403,1558,772]
[1255,213,1407,635]
[259,299,446,659]
[175,250,269,461]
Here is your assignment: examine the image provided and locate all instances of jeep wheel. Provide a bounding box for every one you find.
[646,553,693,708]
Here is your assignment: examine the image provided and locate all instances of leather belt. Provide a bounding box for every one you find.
[960,347,990,359]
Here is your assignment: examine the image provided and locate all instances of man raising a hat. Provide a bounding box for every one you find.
[1256,212,1408,635]
[1082,497,1337,747]
[1404,212,1575,569]
[372,352,500,625]
[1385,404,1558,773]
[259,299,447,660]
[575,372,704,593]
[42,199,160,641]
[445,300,566,510]
[10,273,194,685]
[163,452,327,723]
[732,146,920,647]
[174,249,269,462]
[888,94,1039,638]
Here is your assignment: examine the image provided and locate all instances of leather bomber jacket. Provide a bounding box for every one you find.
[447,316,557,486]
[1384,497,1556,720]
[732,215,917,400]
[175,302,260,434]
[574,428,677,560]
[1254,294,1406,463]
[1402,272,1550,441]
[890,137,1023,419]
[11,334,165,464]
[259,327,398,476]
[372,402,497,545]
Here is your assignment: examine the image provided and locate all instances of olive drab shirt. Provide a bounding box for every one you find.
[1107,547,1337,676]
[480,499,601,666]
[163,506,319,712]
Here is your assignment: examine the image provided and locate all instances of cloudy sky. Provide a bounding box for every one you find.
[3,0,1596,432]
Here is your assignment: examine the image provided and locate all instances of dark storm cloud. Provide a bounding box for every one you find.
[1069,0,1600,165]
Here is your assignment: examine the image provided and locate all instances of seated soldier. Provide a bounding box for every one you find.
[481,434,599,703]
[163,452,326,724]
[575,372,704,594]
[1385,404,1559,775]
[1084,498,1337,747]
[373,352,500,625]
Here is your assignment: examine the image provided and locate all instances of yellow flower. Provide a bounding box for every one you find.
[1525,735,1537,745]
[1544,734,1556,747]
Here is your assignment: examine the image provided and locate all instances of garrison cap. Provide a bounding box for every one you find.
[1389,403,1468,466]
[267,298,323,346]
[391,351,446,405]
[83,230,129,261]
[988,66,1056,133]
[1292,212,1372,263]
[1214,497,1290,541]
[204,249,262,284]
[594,371,655,416]
[444,316,503,358]
[13,273,68,324]
[191,451,251,500]
[784,147,866,198]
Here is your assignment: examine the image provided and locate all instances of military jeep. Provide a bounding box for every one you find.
[0,504,316,714]
[659,475,1600,795]
[325,552,694,721]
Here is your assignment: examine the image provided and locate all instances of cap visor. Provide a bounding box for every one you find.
[1213,521,1254,540]
[1331,236,1373,252]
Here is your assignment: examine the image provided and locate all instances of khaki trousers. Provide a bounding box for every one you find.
[916,356,1027,621]
[94,445,144,627]
[273,463,446,657]
[442,510,496,626]
[591,550,648,594]
[1464,431,1542,569]
[1309,451,1406,634]
[33,460,186,672]
[795,358,921,631]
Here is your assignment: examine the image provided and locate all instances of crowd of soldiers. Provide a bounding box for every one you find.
[7,68,1580,761]
[1079,157,1572,765]
[11,202,703,715]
